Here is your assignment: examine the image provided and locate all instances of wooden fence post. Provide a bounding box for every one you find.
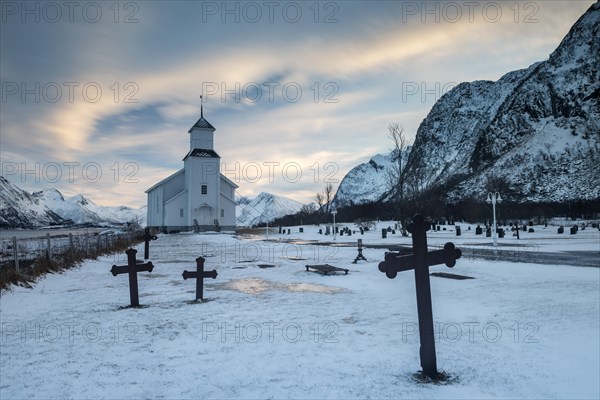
[12,236,19,273]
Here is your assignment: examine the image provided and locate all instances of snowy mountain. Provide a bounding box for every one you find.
[333,149,410,207]
[336,3,600,204]
[406,2,600,202]
[0,177,66,228]
[32,190,146,227]
[0,177,146,228]
[236,192,304,227]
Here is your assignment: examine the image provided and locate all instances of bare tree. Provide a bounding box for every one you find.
[300,203,317,215]
[386,123,410,234]
[405,146,437,211]
[386,123,408,203]
[315,192,324,212]
[324,183,334,213]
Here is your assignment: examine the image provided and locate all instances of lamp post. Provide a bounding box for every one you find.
[332,210,337,241]
[486,192,502,247]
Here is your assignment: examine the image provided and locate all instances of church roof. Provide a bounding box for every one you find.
[188,116,215,132]
[183,148,220,160]
[145,168,184,193]
[221,173,239,189]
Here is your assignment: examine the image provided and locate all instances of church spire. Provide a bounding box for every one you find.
[188,95,215,132]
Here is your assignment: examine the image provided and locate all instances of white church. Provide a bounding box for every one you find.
[145,104,238,232]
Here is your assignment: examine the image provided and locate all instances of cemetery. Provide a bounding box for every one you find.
[1,217,598,398]
[1,0,599,398]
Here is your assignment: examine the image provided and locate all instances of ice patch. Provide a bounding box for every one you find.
[216,278,345,295]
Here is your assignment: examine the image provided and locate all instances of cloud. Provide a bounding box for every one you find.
[1,0,595,206]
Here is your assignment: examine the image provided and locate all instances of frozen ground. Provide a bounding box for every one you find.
[1,223,599,399]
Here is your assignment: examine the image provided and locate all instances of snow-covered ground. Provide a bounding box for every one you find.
[260,220,600,254]
[1,224,598,399]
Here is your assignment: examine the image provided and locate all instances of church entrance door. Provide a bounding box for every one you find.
[197,205,213,226]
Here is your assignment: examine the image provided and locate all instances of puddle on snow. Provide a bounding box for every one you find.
[215,278,344,295]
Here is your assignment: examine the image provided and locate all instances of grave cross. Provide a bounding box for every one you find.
[182,257,218,300]
[353,239,367,264]
[138,228,158,260]
[110,248,154,307]
[378,215,462,379]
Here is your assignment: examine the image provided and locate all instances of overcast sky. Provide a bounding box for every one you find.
[0,0,595,207]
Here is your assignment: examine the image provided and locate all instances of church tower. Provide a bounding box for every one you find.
[183,100,221,228]
[188,101,215,150]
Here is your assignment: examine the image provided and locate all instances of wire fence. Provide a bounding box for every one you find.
[0,230,146,289]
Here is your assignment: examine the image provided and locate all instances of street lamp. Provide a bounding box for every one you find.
[486,192,502,247]
[332,210,338,241]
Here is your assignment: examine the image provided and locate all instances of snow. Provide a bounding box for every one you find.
[1,224,598,399]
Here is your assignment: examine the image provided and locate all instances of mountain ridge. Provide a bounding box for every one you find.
[0,177,146,228]
[335,3,600,205]
[236,192,304,227]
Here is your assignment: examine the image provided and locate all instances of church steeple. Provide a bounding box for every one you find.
[188,95,216,151]
[188,95,215,132]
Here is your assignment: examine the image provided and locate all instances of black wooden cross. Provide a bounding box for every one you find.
[353,239,368,263]
[182,257,218,300]
[138,228,158,260]
[110,248,154,307]
[378,214,462,379]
